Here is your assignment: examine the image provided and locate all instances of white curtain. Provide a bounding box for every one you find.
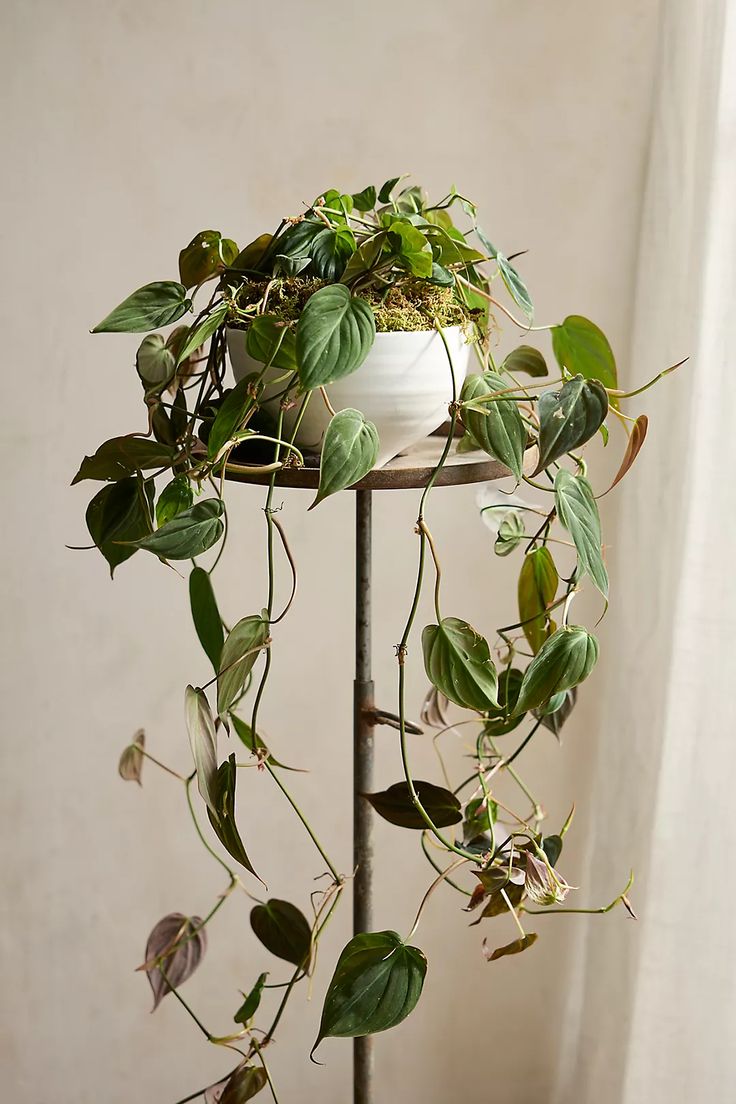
[553,1,736,1101]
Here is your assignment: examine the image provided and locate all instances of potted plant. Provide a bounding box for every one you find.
[77,176,676,1102]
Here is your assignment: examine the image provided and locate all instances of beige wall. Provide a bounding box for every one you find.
[0,2,660,1101]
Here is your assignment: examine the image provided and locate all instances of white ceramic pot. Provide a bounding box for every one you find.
[226,325,471,469]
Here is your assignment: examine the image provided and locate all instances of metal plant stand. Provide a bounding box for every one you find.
[226,437,510,1104]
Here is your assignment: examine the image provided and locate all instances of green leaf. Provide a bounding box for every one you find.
[311,227,355,280]
[535,375,608,473]
[185,685,218,812]
[245,315,298,371]
[72,436,177,484]
[189,567,224,671]
[230,234,273,273]
[386,221,433,277]
[518,547,558,654]
[250,899,312,967]
[462,794,497,843]
[554,469,608,597]
[311,409,379,508]
[314,931,426,1054]
[217,615,269,715]
[229,715,298,772]
[514,626,599,715]
[85,476,153,575]
[234,973,268,1025]
[533,686,577,736]
[219,1064,268,1104]
[92,281,190,334]
[422,618,498,712]
[460,372,526,481]
[378,177,402,204]
[483,668,525,736]
[494,511,525,556]
[429,262,455,287]
[207,754,260,876]
[176,302,228,366]
[497,254,533,320]
[542,834,563,866]
[119,728,145,784]
[179,230,238,289]
[136,333,176,392]
[134,499,225,560]
[351,185,377,211]
[502,345,548,378]
[269,219,323,264]
[485,932,538,961]
[156,475,193,527]
[296,285,375,390]
[364,781,461,830]
[551,315,618,391]
[340,234,387,285]
[207,376,262,461]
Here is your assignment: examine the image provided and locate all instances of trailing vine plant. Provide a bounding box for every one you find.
[77,177,679,1102]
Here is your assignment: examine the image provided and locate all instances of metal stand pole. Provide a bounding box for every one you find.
[353,489,374,1104]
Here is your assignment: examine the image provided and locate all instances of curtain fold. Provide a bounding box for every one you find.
[553,1,736,1100]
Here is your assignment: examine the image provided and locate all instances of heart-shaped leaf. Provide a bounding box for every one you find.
[378,177,402,203]
[207,376,264,461]
[118,729,145,784]
[92,281,191,333]
[502,345,548,378]
[141,912,207,1011]
[85,476,154,575]
[219,1064,268,1104]
[234,972,268,1025]
[494,511,525,556]
[230,233,273,273]
[244,314,298,371]
[518,547,559,654]
[514,626,599,715]
[185,686,217,812]
[311,227,356,280]
[73,436,177,484]
[365,780,461,829]
[311,409,379,508]
[217,616,269,715]
[189,567,224,671]
[551,315,617,390]
[554,469,608,596]
[535,375,608,473]
[296,285,375,390]
[313,931,426,1054]
[250,899,312,967]
[134,499,225,560]
[386,221,433,277]
[176,302,229,366]
[460,372,526,481]
[351,186,377,211]
[136,333,176,392]
[484,932,538,962]
[179,230,238,289]
[207,755,260,877]
[422,618,498,712]
[156,475,193,528]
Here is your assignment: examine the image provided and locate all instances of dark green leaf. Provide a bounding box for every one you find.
[542,834,563,866]
[85,476,153,575]
[460,372,526,481]
[136,333,176,392]
[340,234,387,284]
[185,685,218,812]
[273,253,311,277]
[217,615,269,715]
[207,376,263,461]
[176,302,228,366]
[518,547,558,654]
[483,668,525,735]
[189,567,224,671]
[296,285,376,390]
[142,912,207,1011]
[156,475,193,527]
[250,899,312,967]
[351,185,377,211]
[554,469,608,597]
[502,345,548,378]
[73,436,177,484]
[429,262,455,286]
[92,281,190,333]
[494,511,525,556]
[230,234,273,273]
[386,221,433,278]
[364,780,461,830]
[269,218,323,264]
[234,972,268,1025]
[219,1063,268,1104]
[533,686,577,736]
[179,230,238,289]
[535,375,608,473]
[311,409,379,508]
[514,626,599,715]
[497,253,533,320]
[314,930,426,1053]
[207,755,260,876]
[245,315,298,371]
[484,932,538,961]
[422,618,498,712]
[311,227,355,280]
[378,177,402,203]
[134,499,225,560]
[551,315,617,391]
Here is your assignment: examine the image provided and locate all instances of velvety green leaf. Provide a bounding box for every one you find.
[92,281,190,333]
[118,728,145,784]
[364,780,461,830]
[269,219,323,264]
[179,230,238,289]
[314,931,426,1053]
[533,687,577,736]
[378,177,402,204]
[462,795,497,843]
[551,315,617,391]
[542,834,563,867]
[483,668,525,736]
[250,899,312,967]
[245,315,298,371]
[494,511,525,556]
[502,345,548,378]
[485,932,538,961]
[496,254,533,320]
[460,372,525,481]
[142,912,207,1011]
[156,475,193,528]
[340,234,387,284]
[554,469,608,596]
[429,262,455,286]
[229,715,298,771]
[134,498,225,560]
[234,972,268,1025]
[535,375,609,473]
[189,567,224,671]
[185,685,218,812]
[311,409,379,508]
[207,754,260,876]
[351,185,377,211]
[422,618,498,712]
[176,302,228,366]
[518,547,558,654]
[296,285,376,390]
[273,253,311,277]
[73,436,177,484]
[386,221,433,277]
[85,476,153,575]
[207,376,263,461]
[217,615,269,715]
[311,227,355,280]
[219,1064,268,1104]
[136,333,176,392]
[514,626,599,715]
[230,234,273,273]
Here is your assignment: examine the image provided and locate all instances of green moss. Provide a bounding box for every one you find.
[231,277,475,333]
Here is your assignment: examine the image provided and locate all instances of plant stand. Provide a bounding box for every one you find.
[226,437,510,1104]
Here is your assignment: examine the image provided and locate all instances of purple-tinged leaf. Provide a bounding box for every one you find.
[118,729,145,784]
[139,912,207,1010]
